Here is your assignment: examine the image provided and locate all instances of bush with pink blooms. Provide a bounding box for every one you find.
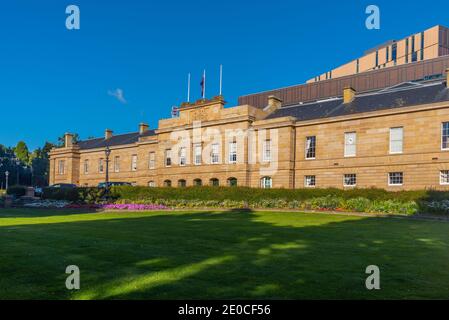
[64,203,167,210]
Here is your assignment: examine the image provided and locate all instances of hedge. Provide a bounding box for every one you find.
[6,185,27,197]
[40,186,449,214]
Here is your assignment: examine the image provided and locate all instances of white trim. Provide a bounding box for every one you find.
[388,172,403,186]
[440,170,449,185]
[389,127,404,154]
[343,174,357,187]
[441,122,449,151]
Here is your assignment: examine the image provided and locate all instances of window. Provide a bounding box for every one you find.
[389,172,403,186]
[420,32,425,61]
[343,174,357,187]
[211,143,219,164]
[148,181,156,187]
[227,177,238,187]
[390,127,403,154]
[304,175,316,188]
[386,46,389,62]
[263,139,271,162]
[179,147,186,166]
[375,50,379,67]
[58,160,65,175]
[194,144,202,165]
[392,43,397,64]
[131,155,137,171]
[114,156,120,172]
[405,38,409,63]
[98,158,104,173]
[440,171,449,185]
[165,149,172,167]
[442,122,449,150]
[305,136,316,159]
[163,180,172,187]
[149,152,155,169]
[411,36,417,62]
[84,159,89,174]
[210,178,219,187]
[260,177,272,189]
[344,132,356,157]
[356,59,360,73]
[178,179,186,187]
[229,141,237,163]
[193,179,202,187]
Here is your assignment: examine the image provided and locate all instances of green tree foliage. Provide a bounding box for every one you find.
[14,141,30,164]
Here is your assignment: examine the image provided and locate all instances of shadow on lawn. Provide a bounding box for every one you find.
[1,210,449,299]
[0,208,97,218]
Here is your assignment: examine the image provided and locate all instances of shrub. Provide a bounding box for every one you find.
[344,197,371,212]
[6,185,27,197]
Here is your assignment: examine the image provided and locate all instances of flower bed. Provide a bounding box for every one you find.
[64,203,168,210]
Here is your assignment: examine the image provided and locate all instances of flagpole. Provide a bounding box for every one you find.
[187,73,191,102]
[219,65,223,96]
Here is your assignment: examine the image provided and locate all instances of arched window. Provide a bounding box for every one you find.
[148,181,156,187]
[193,179,202,187]
[178,179,186,187]
[260,177,272,189]
[209,178,219,187]
[227,177,238,187]
[163,180,172,187]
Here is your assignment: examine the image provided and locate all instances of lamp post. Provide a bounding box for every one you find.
[104,146,111,196]
[5,171,9,190]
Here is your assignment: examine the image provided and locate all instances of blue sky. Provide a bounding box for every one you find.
[1,0,448,150]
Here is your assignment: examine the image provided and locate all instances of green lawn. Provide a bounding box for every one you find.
[1,208,449,299]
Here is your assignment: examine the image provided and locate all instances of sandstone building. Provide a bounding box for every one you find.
[50,26,449,191]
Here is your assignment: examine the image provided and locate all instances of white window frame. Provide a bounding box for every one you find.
[389,127,403,154]
[131,155,138,171]
[229,141,237,164]
[114,156,120,173]
[194,144,202,165]
[343,174,357,187]
[442,122,449,151]
[149,152,155,169]
[211,143,220,164]
[98,158,104,173]
[304,175,316,188]
[344,132,356,157]
[165,149,172,167]
[260,176,272,189]
[388,172,403,186]
[58,160,65,175]
[148,181,156,187]
[440,170,449,185]
[179,147,186,166]
[84,159,89,174]
[262,139,271,162]
[305,136,316,160]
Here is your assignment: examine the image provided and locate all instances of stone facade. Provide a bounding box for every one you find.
[49,75,449,191]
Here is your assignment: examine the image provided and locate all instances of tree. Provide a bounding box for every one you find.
[14,141,30,164]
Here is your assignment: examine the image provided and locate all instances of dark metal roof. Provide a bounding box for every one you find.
[266,81,449,122]
[239,55,449,109]
[77,130,155,150]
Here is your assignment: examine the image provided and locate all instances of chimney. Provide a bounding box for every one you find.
[139,123,149,134]
[64,133,73,147]
[105,129,113,140]
[265,95,283,113]
[343,86,356,104]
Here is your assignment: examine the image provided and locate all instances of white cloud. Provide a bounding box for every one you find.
[108,88,127,104]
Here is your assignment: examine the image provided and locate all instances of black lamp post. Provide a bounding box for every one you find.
[15,159,20,186]
[104,146,111,195]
